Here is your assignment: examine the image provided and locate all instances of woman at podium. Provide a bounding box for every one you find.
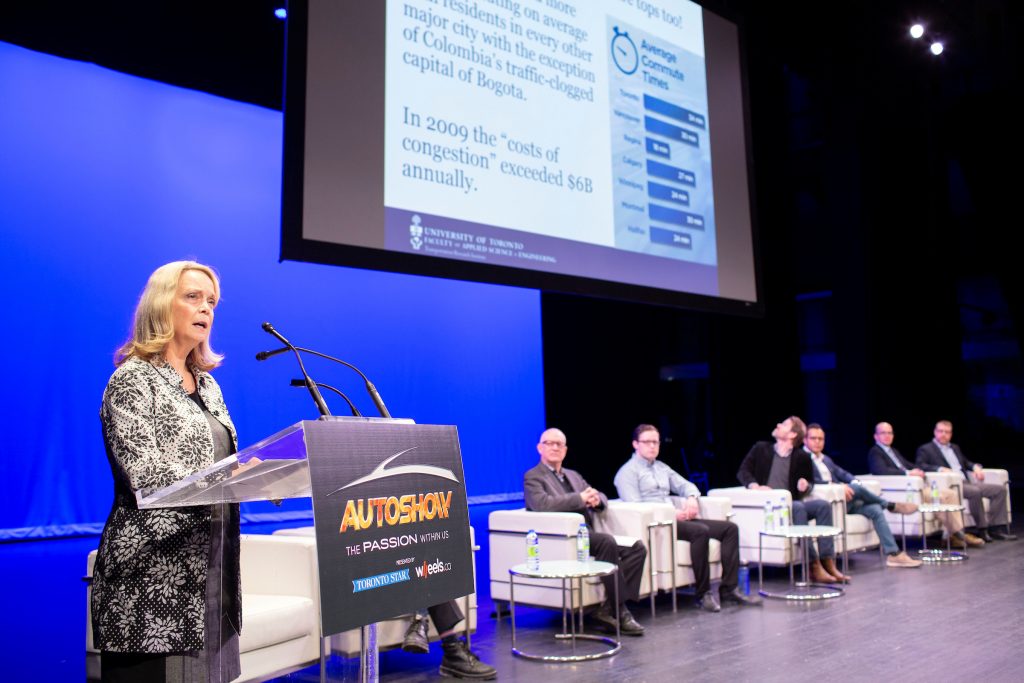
[91,261,242,682]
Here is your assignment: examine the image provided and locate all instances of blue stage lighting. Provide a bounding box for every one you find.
[274,8,287,20]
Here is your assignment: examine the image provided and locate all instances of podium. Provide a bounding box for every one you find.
[136,417,475,682]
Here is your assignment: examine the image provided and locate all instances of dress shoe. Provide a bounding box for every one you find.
[820,557,851,583]
[891,502,918,515]
[697,592,721,612]
[886,551,922,568]
[439,637,497,680]
[962,532,986,547]
[588,604,620,633]
[810,559,837,584]
[988,528,1018,541]
[719,587,763,606]
[979,530,995,542]
[401,615,430,654]
[949,534,968,550]
[619,607,645,636]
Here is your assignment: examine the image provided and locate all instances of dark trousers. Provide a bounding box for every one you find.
[962,481,1009,528]
[590,529,646,605]
[676,518,740,597]
[791,498,834,559]
[428,600,465,635]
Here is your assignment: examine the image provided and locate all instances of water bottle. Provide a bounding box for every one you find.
[778,498,790,527]
[526,529,540,571]
[905,481,915,503]
[930,480,939,506]
[764,500,775,531]
[576,523,590,562]
[738,563,750,595]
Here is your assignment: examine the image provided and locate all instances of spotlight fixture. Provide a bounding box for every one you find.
[909,24,924,39]
[274,8,287,20]
[930,41,944,55]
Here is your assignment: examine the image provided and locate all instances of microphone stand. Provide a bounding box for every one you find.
[260,323,331,417]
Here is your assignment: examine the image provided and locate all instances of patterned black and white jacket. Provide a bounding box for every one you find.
[91,355,241,653]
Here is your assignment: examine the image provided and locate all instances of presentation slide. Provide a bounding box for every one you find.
[285,0,759,311]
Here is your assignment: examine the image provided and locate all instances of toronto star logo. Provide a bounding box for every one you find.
[409,214,423,250]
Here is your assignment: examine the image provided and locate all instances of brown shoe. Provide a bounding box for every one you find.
[949,535,968,549]
[886,551,923,568]
[810,559,836,583]
[963,532,986,547]
[820,556,851,583]
[891,502,918,515]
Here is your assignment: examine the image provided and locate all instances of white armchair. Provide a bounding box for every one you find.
[957,469,1012,529]
[707,487,795,566]
[807,481,883,569]
[488,509,609,611]
[86,534,322,683]
[598,499,729,613]
[857,472,960,538]
[272,525,478,656]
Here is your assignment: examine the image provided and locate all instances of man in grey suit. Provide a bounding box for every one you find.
[524,428,647,636]
[915,420,1016,541]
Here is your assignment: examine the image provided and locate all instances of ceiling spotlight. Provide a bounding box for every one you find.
[909,24,925,39]
[930,41,944,55]
[274,8,287,20]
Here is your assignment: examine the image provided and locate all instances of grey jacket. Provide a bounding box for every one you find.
[91,356,240,653]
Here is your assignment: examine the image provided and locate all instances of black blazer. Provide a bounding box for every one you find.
[737,441,815,500]
[916,441,976,475]
[867,444,915,475]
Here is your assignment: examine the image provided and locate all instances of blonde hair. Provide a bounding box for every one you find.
[115,261,224,371]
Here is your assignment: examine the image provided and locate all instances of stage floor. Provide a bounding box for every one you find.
[3,517,1022,682]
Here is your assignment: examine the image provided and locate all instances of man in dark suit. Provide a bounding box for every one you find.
[915,420,1016,541]
[524,428,647,636]
[803,423,921,567]
[736,416,849,583]
[867,421,981,548]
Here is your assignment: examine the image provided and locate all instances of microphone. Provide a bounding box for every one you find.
[261,322,331,417]
[290,379,361,417]
[256,344,392,418]
[255,347,290,361]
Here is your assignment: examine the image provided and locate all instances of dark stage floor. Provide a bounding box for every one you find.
[3,517,1022,682]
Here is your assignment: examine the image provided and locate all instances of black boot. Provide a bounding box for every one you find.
[401,615,430,654]
[439,637,497,680]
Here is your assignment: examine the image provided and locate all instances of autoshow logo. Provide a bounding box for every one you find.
[328,446,459,494]
[414,557,453,579]
[409,215,423,250]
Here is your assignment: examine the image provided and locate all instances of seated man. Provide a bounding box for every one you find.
[803,423,921,568]
[737,416,850,583]
[916,420,1016,541]
[525,428,647,636]
[614,423,762,612]
[868,421,982,549]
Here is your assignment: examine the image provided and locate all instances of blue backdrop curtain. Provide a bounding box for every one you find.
[0,41,546,539]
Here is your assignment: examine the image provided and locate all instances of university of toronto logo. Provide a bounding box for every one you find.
[409,214,423,250]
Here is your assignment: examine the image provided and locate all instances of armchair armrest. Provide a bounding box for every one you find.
[707,486,793,508]
[698,496,732,520]
[811,483,847,503]
[856,474,923,493]
[599,500,673,542]
[925,472,961,490]
[855,479,883,496]
[979,468,1009,485]
[488,509,584,536]
[239,534,318,600]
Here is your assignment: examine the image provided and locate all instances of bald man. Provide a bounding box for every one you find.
[867,422,983,549]
[524,428,647,636]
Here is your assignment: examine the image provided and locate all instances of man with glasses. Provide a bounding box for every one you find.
[867,421,982,549]
[614,424,761,612]
[524,428,647,636]
[802,423,921,567]
[916,420,1016,541]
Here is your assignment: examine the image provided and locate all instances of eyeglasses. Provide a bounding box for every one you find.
[541,440,566,448]
[636,440,661,446]
[805,436,824,441]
